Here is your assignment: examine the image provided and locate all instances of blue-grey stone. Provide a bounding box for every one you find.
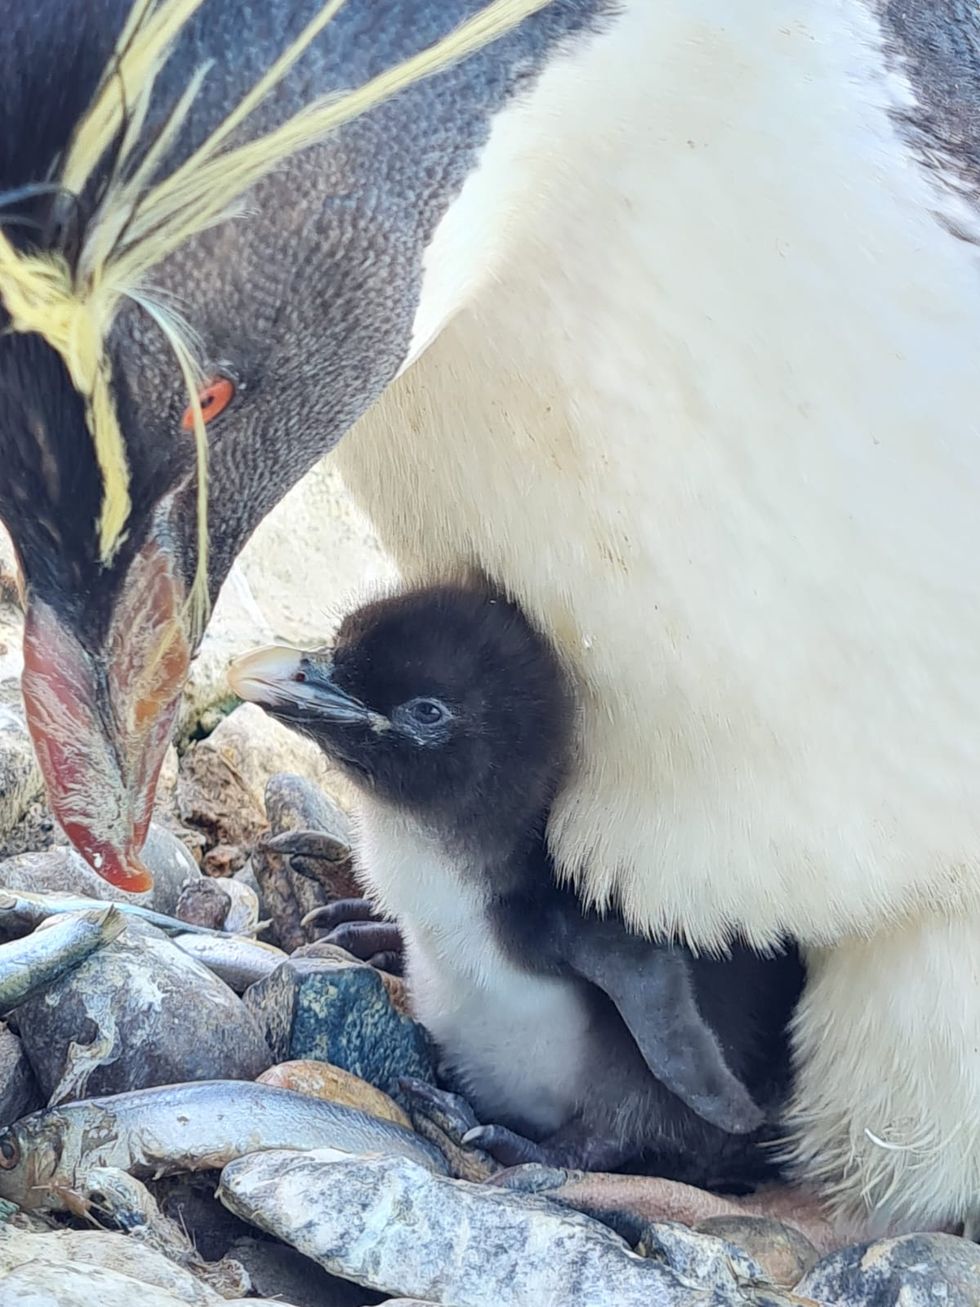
[797,1232,980,1306]
[244,955,433,1093]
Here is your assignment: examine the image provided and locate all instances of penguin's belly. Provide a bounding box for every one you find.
[339,0,980,949]
[352,800,592,1133]
[406,920,593,1134]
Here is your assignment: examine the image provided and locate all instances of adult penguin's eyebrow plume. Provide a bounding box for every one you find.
[230,580,805,1191]
[3,0,980,1242]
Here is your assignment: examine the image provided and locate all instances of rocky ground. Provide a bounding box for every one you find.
[0,463,976,1306]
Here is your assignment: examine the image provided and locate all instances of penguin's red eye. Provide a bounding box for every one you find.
[181,376,235,430]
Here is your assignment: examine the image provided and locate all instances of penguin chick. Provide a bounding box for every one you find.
[229,582,804,1188]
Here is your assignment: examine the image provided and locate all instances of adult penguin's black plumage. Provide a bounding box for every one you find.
[230,581,804,1190]
[1,0,979,1235]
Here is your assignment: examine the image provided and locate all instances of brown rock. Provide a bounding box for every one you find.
[695,1215,820,1287]
[175,878,232,930]
[203,844,247,878]
[257,1060,411,1129]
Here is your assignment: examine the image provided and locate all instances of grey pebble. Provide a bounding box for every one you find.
[11,918,270,1102]
[244,954,433,1095]
[797,1231,980,1306]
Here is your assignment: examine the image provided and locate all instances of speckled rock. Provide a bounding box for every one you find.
[0,1226,220,1305]
[244,955,433,1094]
[0,700,42,839]
[797,1232,980,1305]
[12,918,270,1102]
[258,1061,411,1128]
[253,775,359,952]
[0,824,201,919]
[219,1149,798,1307]
[230,1236,385,1307]
[0,1025,38,1126]
[695,1216,820,1288]
[291,943,410,1017]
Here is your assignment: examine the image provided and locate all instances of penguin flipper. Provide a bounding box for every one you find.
[557,912,765,1135]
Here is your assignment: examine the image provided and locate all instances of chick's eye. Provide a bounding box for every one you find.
[408,698,447,726]
[181,376,235,431]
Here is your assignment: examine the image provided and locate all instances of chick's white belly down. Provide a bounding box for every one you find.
[404,918,593,1135]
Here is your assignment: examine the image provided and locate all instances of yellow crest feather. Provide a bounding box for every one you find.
[0,0,551,630]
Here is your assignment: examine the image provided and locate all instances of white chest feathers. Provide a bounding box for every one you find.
[353,799,593,1133]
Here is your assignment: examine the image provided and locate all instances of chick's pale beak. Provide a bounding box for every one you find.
[229,645,376,724]
[20,542,190,894]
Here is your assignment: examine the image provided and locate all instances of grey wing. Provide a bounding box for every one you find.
[557,908,765,1135]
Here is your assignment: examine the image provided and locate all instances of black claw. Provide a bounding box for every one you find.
[323,920,404,961]
[463,1124,551,1168]
[397,1077,482,1141]
[307,898,381,931]
[258,829,351,863]
[368,951,404,975]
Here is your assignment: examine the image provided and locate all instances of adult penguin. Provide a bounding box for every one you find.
[0,0,976,1239]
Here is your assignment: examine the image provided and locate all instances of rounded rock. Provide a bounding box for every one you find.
[797,1232,980,1306]
[695,1214,820,1287]
[258,1060,411,1128]
[12,918,270,1101]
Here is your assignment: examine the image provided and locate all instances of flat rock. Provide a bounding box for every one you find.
[0,1025,39,1126]
[12,918,270,1102]
[230,1236,385,1307]
[0,1226,220,1305]
[797,1231,980,1305]
[254,775,359,952]
[244,955,433,1094]
[0,824,200,919]
[219,1149,794,1307]
[0,1258,221,1307]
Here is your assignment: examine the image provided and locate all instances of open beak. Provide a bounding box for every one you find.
[20,541,190,894]
[228,645,378,725]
